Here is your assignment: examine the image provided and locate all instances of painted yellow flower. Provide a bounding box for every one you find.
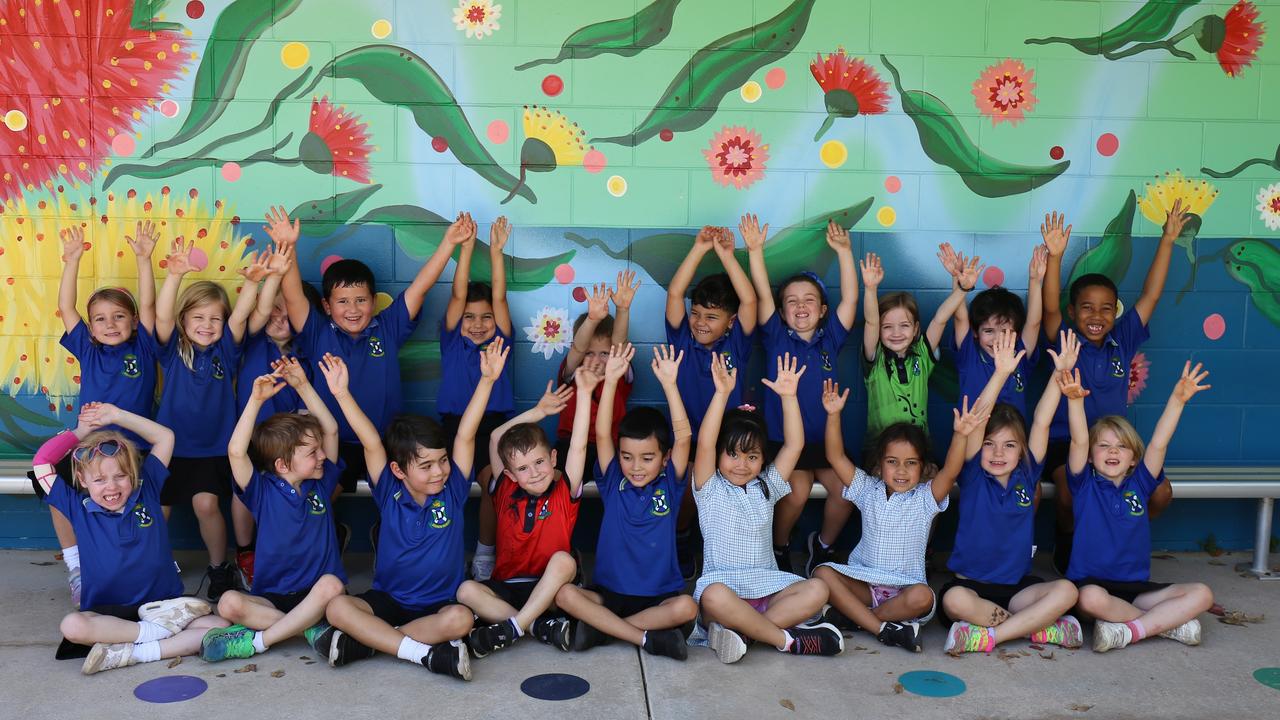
[1138,170,1218,226]
[521,106,589,167]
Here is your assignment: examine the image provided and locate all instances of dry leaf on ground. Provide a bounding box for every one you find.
[892,682,904,695]
[1218,611,1265,626]
[234,663,257,673]
[270,670,285,678]
[779,699,795,711]
[166,657,182,668]
[1069,704,1093,712]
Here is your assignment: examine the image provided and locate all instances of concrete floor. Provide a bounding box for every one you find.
[3,549,1278,720]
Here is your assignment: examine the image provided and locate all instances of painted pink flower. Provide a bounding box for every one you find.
[1128,352,1150,405]
[301,97,373,184]
[703,126,768,190]
[972,58,1037,126]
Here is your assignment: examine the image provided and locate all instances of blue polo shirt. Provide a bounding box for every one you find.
[60,322,160,448]
[592,457,686,596]
[760,312,851,442]
[44,455,182,610]
[237,331,306,423]
[156,331,241,457]
[370,463,471,609]
[296,294,417,442]
[1066,461,1162,583]
[955,333,1038,421]
[435,318,514,416]
[1048,311,1149,440]
[948,455,1043,585]
[235,458,347,595]
[665,315,753,432]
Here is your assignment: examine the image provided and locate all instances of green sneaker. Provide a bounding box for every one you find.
[201,624,257,662]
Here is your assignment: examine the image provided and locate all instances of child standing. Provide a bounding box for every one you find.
[555,344,699,660]
[745,215,858,576]
[1062,362,1214,652]
[33,402,228,674]
[693,353,844,664]
[200,357,348,662]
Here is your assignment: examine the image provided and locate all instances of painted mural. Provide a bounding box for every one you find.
[1,0,1278,463]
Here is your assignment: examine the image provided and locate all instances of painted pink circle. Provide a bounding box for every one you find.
[983,266,1005,288]
[110,133,135,156]
[186,1,204,19]
[487,119,509,144]
[1050,145,1064,160]
[572,286,588,303]
[583,149,607,174]
[1096,133,1119,157]
[219,162,241,182]
[1203,313,1226,340]
[159,99,180,118]
[320,255,344,274]
[765,67,787,89]
[542,74,564,97]
[554,264,575,284]
[884,176,902,193]
[659,129,674,142]
[431,136,448,153]
[189,246,209,272]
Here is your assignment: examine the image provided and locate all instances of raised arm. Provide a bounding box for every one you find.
[1059,368,1091,476]
[444,212,479,332]
[594,343,636,472]
[964,329,1024,458]
[1040,211,1071,341]
[827,220,858,329]
[1144,361,1209,477]
[455,338,508,481]
[1134,199,1188,324]
[652,345,691,479]
[85,402,175,468]
[609,269,639,345]
[666,229,715,328]
[714,225,757,334]
[760,353,807,482]
[1030,330,1081,462]
[927,253,981,351]
[821,379,857,485]
[228,374,286,489]
[1023,244,1048,352]
[693,353,735,490]
[565,365,602,496]
[741,215,773,324]
[249,242,292,335]
[263,206,309,333]
[861,252,884,362]
[487,216,513,335]
[937,244,970,348]
[487,380,574,480]
[562,283,610,381]
[318,353,387,482]
[155,237,195,344]
[935,397,992,504]
[228,251,270,343]
[58,226,86,334]
[403,212,473,322]
[125,221,160,332]
[276,356,340,462]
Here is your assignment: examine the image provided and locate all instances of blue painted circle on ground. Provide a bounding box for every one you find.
[899,670,966,698]
[520,672,590,701]
[1255,667,1280,691]
[134,675,208,703]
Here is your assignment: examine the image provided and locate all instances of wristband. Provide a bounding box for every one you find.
[958,284,974,292]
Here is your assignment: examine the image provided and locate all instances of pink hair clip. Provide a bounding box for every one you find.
[737,403,756,412]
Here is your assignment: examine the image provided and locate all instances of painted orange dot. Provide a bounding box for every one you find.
[73,375,81,384]
[5,277,13,285]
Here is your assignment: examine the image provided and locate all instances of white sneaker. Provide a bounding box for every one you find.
[1092,621,1133,653]
[1158,619,1202,646]
[707,622,748,664]
[470,554,495,582]
[140,596,211,635]
[82,643,137,674]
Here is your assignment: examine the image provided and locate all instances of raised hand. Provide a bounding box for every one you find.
[444,211,477,248]
[1046,329,1081,371]
[956,252,984,291]
[1172,361,1211,403]
[738,214,768,252]
[165,236,196,275]
[586,282,610,321]
[271,355,308,388]
[263,206,300,252]
[825,219,851,252]
[490,216,511,254]
[710,352,737,395]
[266,242,294,276]
[937,242,963,278]
[604,342,635,382]
[479,336,510,380]
[574,365,602,394]
[125,220,159,258]
[1028,243,1048,283]
[992,329,1026,375]
[860,252,884,288]
[535,380,575,417]
[76,401,104,433]
[79,401,121,430]
[821,378,849,414]
[60,225,87,263]
[238,250,271,283]
[250,374,286,403]
[610,269,640,310]
[711,226,737,260]
[1041,211,1072,257]
[760,352,807,397]
[1162,197,1190,240]
[1056,368,1090,400]
[953,395,991,436]
[317,353,349,396]
[693,225,716,253]
[651,344,684,386]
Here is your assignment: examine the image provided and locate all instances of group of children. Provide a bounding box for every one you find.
[34,200,1215,678]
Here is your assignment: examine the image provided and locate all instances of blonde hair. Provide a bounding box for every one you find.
[87,287,139,322]
[72,430,141,493]
[878,291,921,325]
[175,281,230,370]
[1088,415,1146,472]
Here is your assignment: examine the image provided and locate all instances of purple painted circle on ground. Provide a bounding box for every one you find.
[134,675,208,703]
[521,672,590,701]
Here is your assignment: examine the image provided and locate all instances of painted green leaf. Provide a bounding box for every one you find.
[300,45,535,204]
[130,0,183,32]
[883,56,1069,198]
[287,185,384,234]
[104,135,292,190]
[143,0,304,158]
[515,0,684,70]
[592,0,816,147]
[1202,143,1280,178]
[1064,190,1136,309]
[1225,240,1280,327]
[399,341,442,383]
[1025,0,1202,56]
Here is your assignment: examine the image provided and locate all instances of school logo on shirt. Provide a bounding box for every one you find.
[721,352,736,372]
[650,489,671,516]
[819,350,833,372]
[1110,355,1125,378]
[1013,369,1025,393]
[429,498,450,528]
[121,353,141,379]
[537,499,552,521]
[912,356,922,376]
[368,336,385,358]
[1122,490,1145,516]
[132,502,154,528]
[1013,484,1032,508]
[305,491,328,516]
[211,355,225,380]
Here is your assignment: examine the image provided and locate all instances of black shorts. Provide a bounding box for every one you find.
[55,603,142,660]
[161,456,233,505]
[481,578,538,609]
[1042,440,1070,481]
[766,439,830,471]
[589,586,680,618]
[442,411,510,477]
[938,575,1044,625]
[1074,577,1171,605]
[356,589,460,628]
[257,590,311,614]
[336,442,368,494]
[554,437,599,478]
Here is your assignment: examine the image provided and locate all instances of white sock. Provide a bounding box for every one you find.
[62,545,80,571]
[475,543,495,558]
[396,637,432,664]
[132,641,162,664]
[135,620,172,643]
[777,630,794,652]
[252,631,267,653]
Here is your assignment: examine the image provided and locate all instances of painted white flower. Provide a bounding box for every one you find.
[453,0,502,39]
[524,306,571,359]
[1258,182,1280,231]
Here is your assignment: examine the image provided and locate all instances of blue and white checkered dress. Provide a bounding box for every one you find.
[692,464,807,602]
[819,467,948,587]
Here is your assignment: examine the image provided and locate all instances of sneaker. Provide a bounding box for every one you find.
[676,529,698,582]
[1158,619,1202,646]
[67,566,82,607]
[330,629,377,667]
[201,624,257,662]
[804,531,835,577]
[1092,621,1133,653]
[82,642,136,674]
[202,562,235,602]
[944,621,995,655]
[707,622,748,664]
[235,550,255,592]
[1030,615,1083,649]
[303,622,336,657]
[139,596,211,635]
[642,628,687,660]
[877,621,922,653]
[788,622,844,656]
[774,544,794,574]
[335,523,351,554]
[467,619,518,658]
[424,639,471,681]
[821,605,860,636]
[571,620,609,652]
[530,617,573,652]
[470,553,495,582]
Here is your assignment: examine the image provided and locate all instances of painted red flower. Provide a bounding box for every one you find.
[1128,352,1150,405]
[703,126,768,190]
[0,0,190,201]
[1215,1,1265,77]
[972,58,1037,126]
[809,49,889,140]
[300,97,373,184]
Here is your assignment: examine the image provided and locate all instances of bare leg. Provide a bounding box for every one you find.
[61,611,148,645]
[943,580,1078,644]
[761,578,829,629]
[815,567,881,632]
[699,583,787,648]
[772,469,813,547]
[216,574,345,648]
[191,491,228,566]
[869,583,934,623]
[457,581,519,623]
[326,595,473,654]
[49,507,77,548]
[1078,583,1213,636]
[158,615,230,658]
[230,495,255,548]
[815,469,853,547]
[624,595,699,632]
[457,552,576,631]
[556,586,645,645]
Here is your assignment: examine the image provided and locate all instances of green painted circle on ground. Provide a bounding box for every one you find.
[1254,667,1280,691]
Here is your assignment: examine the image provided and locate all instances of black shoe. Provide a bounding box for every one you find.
[676,529,698,582]
[335,522,351,554]
[877,621,922,653]
[789,622,844,656]
[204,562,235,602]
[424,640,471,681]
[821,605,860,636]
[570,620,609,652]
[467,619,517,658]
[804,531,835,577]
[530,617,573,651]
[329,629,376,667]
[1053,531,1072,576]
[304,622,336,658]
[774,543,794,574]
[642,628,687,660]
